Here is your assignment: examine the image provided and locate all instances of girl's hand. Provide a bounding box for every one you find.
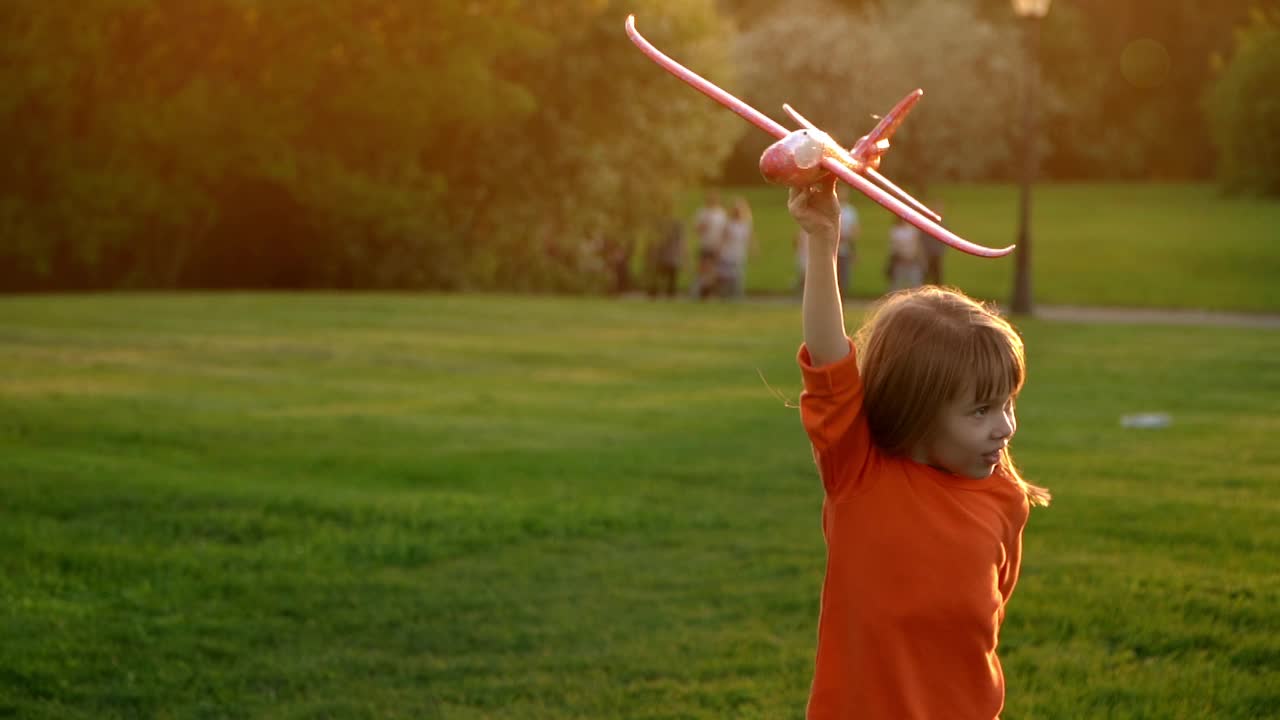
[787,175,840,245]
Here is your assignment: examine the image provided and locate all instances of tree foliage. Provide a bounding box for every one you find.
[1026,0,1262,180]
[723,0,1278,183]
[0,0,739,290]
[441,2,743,291]
[3,0,1277,291]
[729,0,1029,191]
[1205,7,1280,196]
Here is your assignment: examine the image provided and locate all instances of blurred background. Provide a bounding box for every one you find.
[3,0,1277,298]
[4,3,1280,718]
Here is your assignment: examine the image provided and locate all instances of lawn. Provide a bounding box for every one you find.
[672,183,1280,313]
[1,293,1278,718]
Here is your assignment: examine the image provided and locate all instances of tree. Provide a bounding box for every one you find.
[432,1,744,290]
[1205,7,1280,196]
[0,0,740,292]
[728,0,1035,192]
[972,0,1277,180]
[0,0,488,289]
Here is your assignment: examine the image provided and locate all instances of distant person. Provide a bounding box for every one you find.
[837,188,861,297]
[784,176,1051,720]
[577,229,606,280]
[922,199,947,285]
[648,217,684,299]
[717,197,753,299]
[603,233,633,295]
[691,190,727,300]
[886,217,924,292]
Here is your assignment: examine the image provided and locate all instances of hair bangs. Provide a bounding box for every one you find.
[965,322,1025,404]
[858,288,1027,452]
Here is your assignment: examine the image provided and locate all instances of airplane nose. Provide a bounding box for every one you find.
[760,132,829,186]
[758,143,792,183]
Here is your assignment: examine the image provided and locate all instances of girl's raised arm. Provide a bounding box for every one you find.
[790,177,850,366]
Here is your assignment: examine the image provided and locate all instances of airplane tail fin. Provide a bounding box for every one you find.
[850,89,923,168]
[782,92,942,223]
[849,89,941,222]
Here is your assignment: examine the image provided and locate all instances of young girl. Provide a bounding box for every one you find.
[789,176,1050,720]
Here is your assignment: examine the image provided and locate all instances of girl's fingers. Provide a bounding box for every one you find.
[790,177,836,213]
[788,188,809,213]
[811,176,837,195]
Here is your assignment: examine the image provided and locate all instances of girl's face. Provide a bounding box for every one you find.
[914,391,1017,479]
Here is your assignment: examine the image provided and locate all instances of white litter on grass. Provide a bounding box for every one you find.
[1121,413,1172,429]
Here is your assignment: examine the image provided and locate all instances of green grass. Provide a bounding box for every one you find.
[675,183,1280,313]
[1,293,1278,718]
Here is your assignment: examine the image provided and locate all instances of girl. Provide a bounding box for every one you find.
[789,176,1050,720]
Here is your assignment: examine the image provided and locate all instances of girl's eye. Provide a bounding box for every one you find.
[974,406,989,417]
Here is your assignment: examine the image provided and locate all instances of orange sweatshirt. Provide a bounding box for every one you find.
[798,341,1030,720]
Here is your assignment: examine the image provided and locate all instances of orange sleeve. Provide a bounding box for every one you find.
[798,339,876,499]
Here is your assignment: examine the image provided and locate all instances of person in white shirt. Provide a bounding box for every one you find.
[887,217,924,292]
[691,191,727,300]
[837,188,860,297]
[717,197,753,300]
[921,199,947,286]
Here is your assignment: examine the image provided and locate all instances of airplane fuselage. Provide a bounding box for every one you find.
[759,129,874,187]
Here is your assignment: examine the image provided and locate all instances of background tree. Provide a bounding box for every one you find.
[729,0,1032,193]
[0,0,738,291]
[970,0,1277,180]
[438,1,744,291]
[4,0,1278,291]
[1205,7,1280,196]
[723,0,1278,184]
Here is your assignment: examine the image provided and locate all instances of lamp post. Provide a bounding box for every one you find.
[1009,0,1050,315]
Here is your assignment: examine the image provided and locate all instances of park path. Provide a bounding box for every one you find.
[625,292,1280,329]
[1030,304,1280,329]
[858,298,1280,328]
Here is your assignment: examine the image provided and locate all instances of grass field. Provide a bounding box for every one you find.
[673,183,1280,313]
[2,293,1278,719]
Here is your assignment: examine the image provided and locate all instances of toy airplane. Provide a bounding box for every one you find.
[625,15,1013,258]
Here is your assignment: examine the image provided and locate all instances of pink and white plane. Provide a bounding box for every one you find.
[625,15,1013,258]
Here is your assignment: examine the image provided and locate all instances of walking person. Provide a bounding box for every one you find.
[886,217,925,292]
[648,216,684,298]
[837,188,860,297]
[717,197,753,300]
[922,200,947,286]
[691,190,727,300]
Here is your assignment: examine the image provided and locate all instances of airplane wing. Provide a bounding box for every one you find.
[820,157,1014,257]
[863,167,942,223]
[625,15,788,141]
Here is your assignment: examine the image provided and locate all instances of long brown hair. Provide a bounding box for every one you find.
[854,286,1051,507]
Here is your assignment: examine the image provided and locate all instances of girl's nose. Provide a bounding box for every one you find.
[993,409,1013,438]
[995,409,1016,439]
